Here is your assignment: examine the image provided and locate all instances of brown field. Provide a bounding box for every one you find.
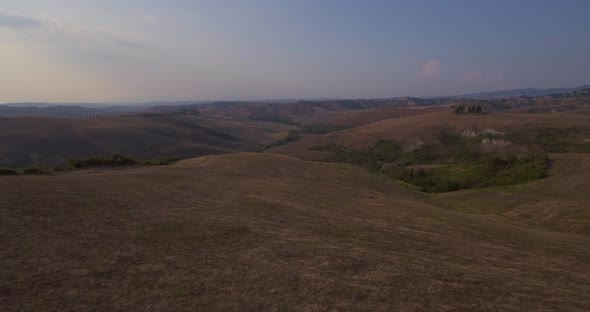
[561,108,590,115]
[290,106,449,126]
[1,152,590,311]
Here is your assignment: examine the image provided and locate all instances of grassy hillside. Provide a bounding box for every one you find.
[0,115,294,167]
[1,153,589,311]
[2,97,590,311]
[198,98,452,122]
[436,153,590,235]
[266,109,590,193]
[269,110,590,158]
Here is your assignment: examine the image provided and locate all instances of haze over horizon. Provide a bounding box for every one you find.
[1,0,589,103]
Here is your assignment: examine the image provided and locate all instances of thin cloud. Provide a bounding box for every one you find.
[0,10,148,53]
[0,12,42,29]
[419,59,440,78]
[116,39,146,49]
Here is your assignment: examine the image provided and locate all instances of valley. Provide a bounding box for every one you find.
[2,2,589,310]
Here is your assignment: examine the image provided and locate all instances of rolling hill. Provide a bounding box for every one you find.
[1,152,589,311]
[267,109,590,157]
[1,89,590,311]
[0,114,294,167]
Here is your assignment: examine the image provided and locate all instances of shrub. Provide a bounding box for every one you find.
[67,154,139,168]
[397,154,548,193]
[324,140,437,168]
[67,154,181,168]
[265,130,304,148]
[374,140,403,163]
[22,167,50,175]
[143,157,180,166]
[453,104,484,114]
[0,168,19,175]
[320,137,549,193]
[502,127,589,153]
[534,128,574,152]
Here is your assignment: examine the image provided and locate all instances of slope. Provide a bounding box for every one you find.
[268,110,590,157]
[436,153,590,235]
[1,153,589,311]
[0,115,294,167]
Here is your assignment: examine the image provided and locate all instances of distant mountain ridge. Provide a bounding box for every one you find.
[0,102,208,117]
[454,85,590,99]
[1,101,209,109]
[2,85,589,118]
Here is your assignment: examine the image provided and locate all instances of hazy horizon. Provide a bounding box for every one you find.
[1,0,589,103]
[2,83,590,105]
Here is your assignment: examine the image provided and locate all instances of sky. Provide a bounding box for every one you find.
[0,0,589,103]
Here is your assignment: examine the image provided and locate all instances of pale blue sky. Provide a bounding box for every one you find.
[1,0,589,102]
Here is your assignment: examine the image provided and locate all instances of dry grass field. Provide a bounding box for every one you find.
[0,115,294,167]
[289,106,449,126]
[267,109,590,159]
[323,111,590,148]
[2,152,590,311]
